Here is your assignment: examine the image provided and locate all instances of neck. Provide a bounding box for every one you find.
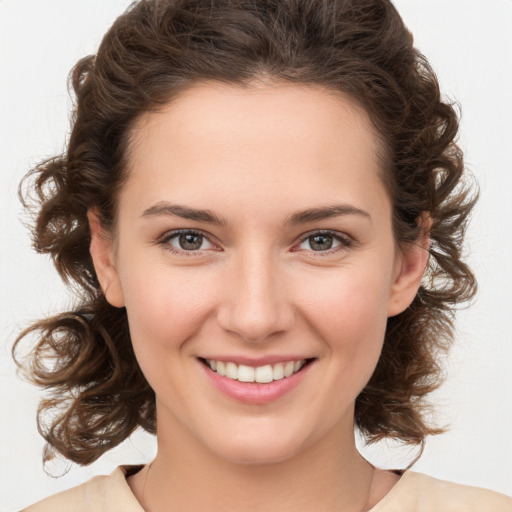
[132,412,377,512]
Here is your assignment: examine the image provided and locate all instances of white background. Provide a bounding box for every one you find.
[1,1,511,510]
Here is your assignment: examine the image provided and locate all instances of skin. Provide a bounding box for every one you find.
[89,81,429,511]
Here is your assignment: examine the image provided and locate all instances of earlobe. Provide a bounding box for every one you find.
[87,210,125,308]
[387,217,431,317]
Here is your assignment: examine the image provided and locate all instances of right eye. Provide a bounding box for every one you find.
[159,229,218,255]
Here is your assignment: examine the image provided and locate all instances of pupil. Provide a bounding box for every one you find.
[310,235,333,251]
[179,233,202,250]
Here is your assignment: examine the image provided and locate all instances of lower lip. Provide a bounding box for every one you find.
[200,360,312,405]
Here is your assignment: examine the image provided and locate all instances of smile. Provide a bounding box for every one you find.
[205,359,306,383]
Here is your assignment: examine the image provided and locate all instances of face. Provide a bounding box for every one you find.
[90,82,426,465]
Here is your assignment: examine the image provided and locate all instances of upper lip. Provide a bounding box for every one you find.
[198,355,314,366]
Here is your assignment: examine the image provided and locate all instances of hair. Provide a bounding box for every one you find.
[14,0,477,466]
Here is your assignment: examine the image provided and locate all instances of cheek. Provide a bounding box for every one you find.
[119,264,216,366]
[294,266,391,369]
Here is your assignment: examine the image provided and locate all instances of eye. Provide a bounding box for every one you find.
[160,229,217,254]
[295,231,352,254]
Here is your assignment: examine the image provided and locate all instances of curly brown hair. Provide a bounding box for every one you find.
[14,0,477,466]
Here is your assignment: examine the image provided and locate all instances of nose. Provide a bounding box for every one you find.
[217,249,295,343]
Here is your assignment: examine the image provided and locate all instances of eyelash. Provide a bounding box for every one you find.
[158,229,218,256]
[294,230,353,256]
[157,229,353,257]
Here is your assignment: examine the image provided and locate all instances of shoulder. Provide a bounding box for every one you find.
[373,471,512,512]
[22,474,108,512]
[21,466,145,512]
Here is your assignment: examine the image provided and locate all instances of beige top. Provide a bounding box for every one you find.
[22,466,512,512]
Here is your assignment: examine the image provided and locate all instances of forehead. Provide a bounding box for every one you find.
[122,81,389,220]
[130,80,382,156]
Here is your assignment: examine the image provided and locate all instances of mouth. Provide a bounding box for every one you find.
[199,358,314,384]
[198,357,315,404]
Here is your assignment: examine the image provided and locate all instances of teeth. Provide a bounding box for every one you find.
[273,363,285,380]
[226,362,238,379]
[205,359,307,383]
[216,361,226,376]
[255,365,273,383]
[238,364,255,382]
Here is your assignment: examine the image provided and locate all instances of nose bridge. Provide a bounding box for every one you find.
[218,244,294,343]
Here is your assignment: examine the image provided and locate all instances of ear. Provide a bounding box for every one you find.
[387,216,431,317]
[88,209,125,308]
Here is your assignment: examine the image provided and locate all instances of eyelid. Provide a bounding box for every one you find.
[292,229,354,255]
[156,228,354,256]
[157,228,221,255]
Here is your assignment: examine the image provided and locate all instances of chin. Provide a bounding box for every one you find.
[216,441,302,466]
[202,422,316,466]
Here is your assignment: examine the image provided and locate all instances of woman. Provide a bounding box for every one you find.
[9,0,511,510]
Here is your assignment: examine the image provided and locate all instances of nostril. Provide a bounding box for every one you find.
[216,302,295,344]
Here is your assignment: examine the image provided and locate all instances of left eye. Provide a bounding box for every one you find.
[165,231,215,252]
[297,233,348,252]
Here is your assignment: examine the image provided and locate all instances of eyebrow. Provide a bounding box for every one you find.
[284,204,371,225]
[141,202,228,226]
[141,202,371,226]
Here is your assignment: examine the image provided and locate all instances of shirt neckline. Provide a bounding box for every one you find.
[115,465,413,512]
